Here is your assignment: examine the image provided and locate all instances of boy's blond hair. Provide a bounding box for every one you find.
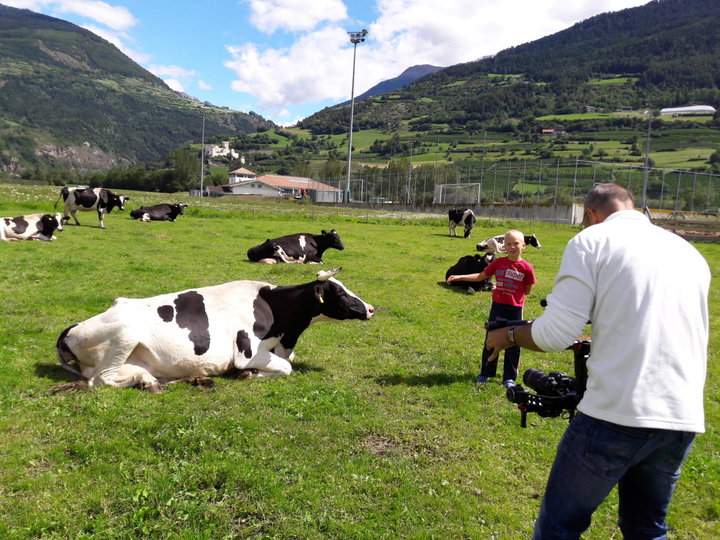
[504,229,525,242]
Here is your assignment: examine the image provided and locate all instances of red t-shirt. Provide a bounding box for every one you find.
[484,257,536,307]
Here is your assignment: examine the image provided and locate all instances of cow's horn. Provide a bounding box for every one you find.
[316,267,342,281]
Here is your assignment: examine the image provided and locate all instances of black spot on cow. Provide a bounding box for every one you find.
[173,291,210,355]
[10,216,29,234]
[157,304,174,322]
[235,330,253,359]
[251,287,276,340]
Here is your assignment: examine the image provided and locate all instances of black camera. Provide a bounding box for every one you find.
[483,302,591,428]
[505,340,590,427]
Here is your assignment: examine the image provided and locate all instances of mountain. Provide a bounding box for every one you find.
[335,64,444,108]
[299,0,720,135]
[0,4,274,173]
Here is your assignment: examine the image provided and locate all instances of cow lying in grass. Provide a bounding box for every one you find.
[130,203,187,222]
[445,253,495,292]
[247,229,344,264]
[55,268,374,393]
[476,234,541,254]
[1,212,64,242]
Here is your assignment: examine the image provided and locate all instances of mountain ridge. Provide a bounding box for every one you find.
[0,4,274,173]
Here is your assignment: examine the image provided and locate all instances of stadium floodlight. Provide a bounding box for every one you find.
[345,29,367,202]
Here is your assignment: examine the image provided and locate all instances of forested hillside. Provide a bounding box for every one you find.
[0,4,273,174]
[299,0,720,135]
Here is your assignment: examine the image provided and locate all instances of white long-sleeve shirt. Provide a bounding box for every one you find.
[532,210,710,432]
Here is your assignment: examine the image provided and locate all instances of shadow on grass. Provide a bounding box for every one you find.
[437,280,491,295]
[368,371,476,387]
[290,361,325,374]
[36,362,74,382]
[34,360,326,385]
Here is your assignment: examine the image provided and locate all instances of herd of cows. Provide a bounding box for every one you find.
[3,191,539,393]
[0,187,187,241]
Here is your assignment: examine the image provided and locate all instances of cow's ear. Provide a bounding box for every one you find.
[314,282,327,304]
[321,229,327,235]
[316,267,342,281]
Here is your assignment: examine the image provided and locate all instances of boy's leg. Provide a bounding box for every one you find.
[502,344,521,382]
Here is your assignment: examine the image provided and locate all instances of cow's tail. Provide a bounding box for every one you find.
[56,324,86,380]
[53,187,68,210]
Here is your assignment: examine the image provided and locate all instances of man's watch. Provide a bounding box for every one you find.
[507,326,517,345]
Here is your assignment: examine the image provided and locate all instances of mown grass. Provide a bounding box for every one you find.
[0,185,718,539]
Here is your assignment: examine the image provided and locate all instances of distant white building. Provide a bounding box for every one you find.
[208,141,240,160]
[660,105,716,116]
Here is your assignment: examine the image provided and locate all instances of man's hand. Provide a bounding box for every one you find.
[485,327,513,362]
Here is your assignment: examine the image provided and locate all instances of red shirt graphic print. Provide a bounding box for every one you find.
[484,257,536,307]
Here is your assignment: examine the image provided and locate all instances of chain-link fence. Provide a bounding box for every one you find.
[313,159,720,213]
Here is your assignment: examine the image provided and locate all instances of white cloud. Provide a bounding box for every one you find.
[226,0,650,114]
[164,78,184,93]
[4,0,137,31]
[148,65,197,79]
[246,0,348,33]
[198,80,212,90]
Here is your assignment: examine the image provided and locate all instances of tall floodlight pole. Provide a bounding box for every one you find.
[200,115,206,196]
[346,29,367,203]
[642,115,652,211]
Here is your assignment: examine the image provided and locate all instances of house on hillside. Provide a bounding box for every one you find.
[208,141,240,160]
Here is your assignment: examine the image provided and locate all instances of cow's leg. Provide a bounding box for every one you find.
[97,209,106,228]
[241,349,292,378]
[91,362,163,393]
[70,210,80,225]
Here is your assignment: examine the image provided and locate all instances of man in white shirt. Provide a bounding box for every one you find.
[485,183,710,539]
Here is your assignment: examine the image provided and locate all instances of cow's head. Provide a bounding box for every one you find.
[107,193,128,213]
[313,267,374,321]
[174,203,188,215]
[463,213,476,238]
[525,234,542,249]
[321,229,345,250]
[39,213,63,235]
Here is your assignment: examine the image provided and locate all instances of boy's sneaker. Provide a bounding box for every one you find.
[476,375,488,383]
[502,379,515,388]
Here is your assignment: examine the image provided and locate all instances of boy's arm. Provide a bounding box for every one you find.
[446,271,489,284]
[525,283,533,295]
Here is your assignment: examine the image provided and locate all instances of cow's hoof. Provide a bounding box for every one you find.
[140,381,164,393]
[188,376,214,388]
[48,380,90,394]
[236,369,259,380]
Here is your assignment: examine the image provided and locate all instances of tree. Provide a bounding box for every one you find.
[171,148,200,191]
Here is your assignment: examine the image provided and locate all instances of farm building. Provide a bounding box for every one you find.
[208,173,342,202]
[660,105,716,116]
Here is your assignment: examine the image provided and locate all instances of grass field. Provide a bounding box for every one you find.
[1,185,718,538]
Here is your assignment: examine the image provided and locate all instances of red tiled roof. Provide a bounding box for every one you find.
[257,174,340,191]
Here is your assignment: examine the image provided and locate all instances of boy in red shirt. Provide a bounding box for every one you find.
[447,230,536,387]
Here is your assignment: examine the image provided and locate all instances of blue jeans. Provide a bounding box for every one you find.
[534,412,695,539]
[481,302,523,380]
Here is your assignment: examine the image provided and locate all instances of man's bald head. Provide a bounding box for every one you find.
[583,184,635,226]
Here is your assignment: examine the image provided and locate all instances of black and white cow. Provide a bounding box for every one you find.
[476,234,542,254]
[55,187,128,228]
[55,268,374,392]
[130,203,188,222]
[1,212,64,242]
[448,208,476,238]
[247,229,344,264]
[445,253,495,292]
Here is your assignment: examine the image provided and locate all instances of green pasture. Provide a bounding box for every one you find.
[0,185,718,538]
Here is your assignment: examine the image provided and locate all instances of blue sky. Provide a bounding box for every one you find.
[5,0,650,126]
